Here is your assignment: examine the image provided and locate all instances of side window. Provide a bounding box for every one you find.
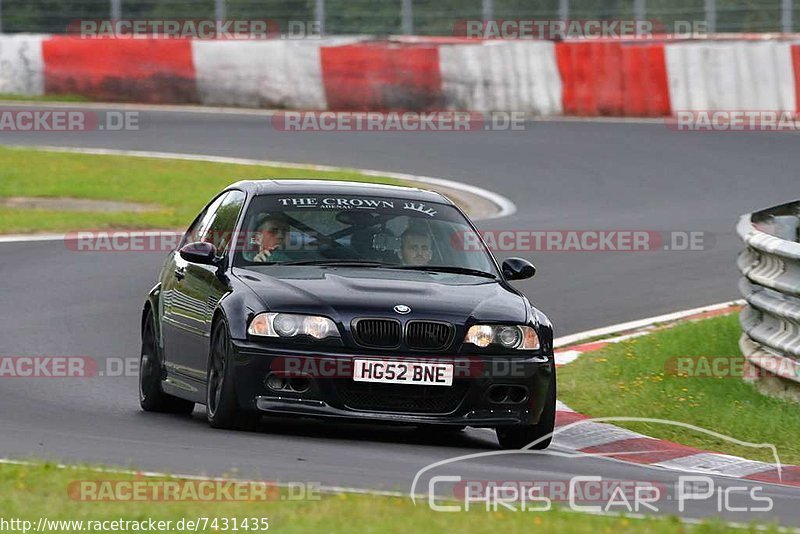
[182,193,228,247]
[202,190,246,255]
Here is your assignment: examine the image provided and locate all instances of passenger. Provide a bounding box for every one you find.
[400,228,433,266]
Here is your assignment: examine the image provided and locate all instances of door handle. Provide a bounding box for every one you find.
[174,267,186,280]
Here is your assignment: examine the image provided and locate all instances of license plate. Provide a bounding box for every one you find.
[353,359,453,386]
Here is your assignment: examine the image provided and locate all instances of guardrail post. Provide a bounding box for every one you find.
[782,0,793,32]
[559,0,569,21]
[705,0,716,33]
[482,0,494,21]
[215,0,226,24]
[401,0,414,35]
[634,0,646,22]
[315,0,325,36]
[110,0,122,21]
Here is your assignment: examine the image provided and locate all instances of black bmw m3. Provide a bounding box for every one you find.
[139,180,555,449]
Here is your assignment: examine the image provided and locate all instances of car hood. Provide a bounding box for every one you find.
[233,266,529,324]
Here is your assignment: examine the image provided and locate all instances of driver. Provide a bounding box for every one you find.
[248,214,290,263]
[400,228,433,266]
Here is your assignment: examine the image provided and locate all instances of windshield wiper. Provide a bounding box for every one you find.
[277,259,393,267]
[258,260,498,279]
[388,265,498,279]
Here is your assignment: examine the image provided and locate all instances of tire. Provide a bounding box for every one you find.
[139,308,195,415]
[495,371,556,450]
[206,319,260,430]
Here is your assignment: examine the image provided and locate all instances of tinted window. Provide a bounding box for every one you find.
[182,193,228,248]
[233,193,497,274]
[202,190,246,254]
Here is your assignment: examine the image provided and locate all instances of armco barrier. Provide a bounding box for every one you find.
[41,37,197,103]
[192,40,328,109]
[192,37,363,109]
[556,40,670,116]
[793,45,800,111]
[439,40,562,114]
[665,41,797,112]
[2,35,800,115]
[321,41,443,111]
[0,34,45,96]
[737,201,800,397]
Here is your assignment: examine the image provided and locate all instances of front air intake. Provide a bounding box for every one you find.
[352,318,402,348]
[405,321,455,351]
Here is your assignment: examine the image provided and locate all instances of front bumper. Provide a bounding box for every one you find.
[230,340,554,428]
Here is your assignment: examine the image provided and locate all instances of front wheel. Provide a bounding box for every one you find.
[206,320,260,430]
[495,371,556,450]
[139,309,195,415]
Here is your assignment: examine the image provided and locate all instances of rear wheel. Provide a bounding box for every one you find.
[139,308,195,414]
[206,320,260,430]
[495,371,556,450]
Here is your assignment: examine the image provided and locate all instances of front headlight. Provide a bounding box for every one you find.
[248,313,339,340]
[464,325,540,350]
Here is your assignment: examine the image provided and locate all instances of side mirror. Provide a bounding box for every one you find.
[502,258,536,280]
[179,241,218,265]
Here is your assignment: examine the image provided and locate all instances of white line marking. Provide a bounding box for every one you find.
[0,229,182,244]
[554,349,582,366]
[555,401,575,412]
[0,145,515,221]
[654,453,776,477]
[0,233,70,243]
[0,457,412,499]
[553,421,655,449]
[603,330,654,344]
[0,456,766,530]
[554,300,744,348]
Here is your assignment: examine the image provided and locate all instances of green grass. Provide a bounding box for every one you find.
[0,147,403,234]
[0,462,767,533]
[559,313,800,465]
[0,93,91,103]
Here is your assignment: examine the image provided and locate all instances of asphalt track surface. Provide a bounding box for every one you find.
[1,106,799,525]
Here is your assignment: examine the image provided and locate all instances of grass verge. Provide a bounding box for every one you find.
[559,313,800,465]
[0,93,91,103]
[0,462,757,533]
[0,147,403,234]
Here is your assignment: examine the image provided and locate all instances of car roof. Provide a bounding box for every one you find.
[226,179,453,205]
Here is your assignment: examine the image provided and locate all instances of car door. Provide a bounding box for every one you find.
[168,190,247,382]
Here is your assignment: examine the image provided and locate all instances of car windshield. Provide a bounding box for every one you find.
[233,192,498,275]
